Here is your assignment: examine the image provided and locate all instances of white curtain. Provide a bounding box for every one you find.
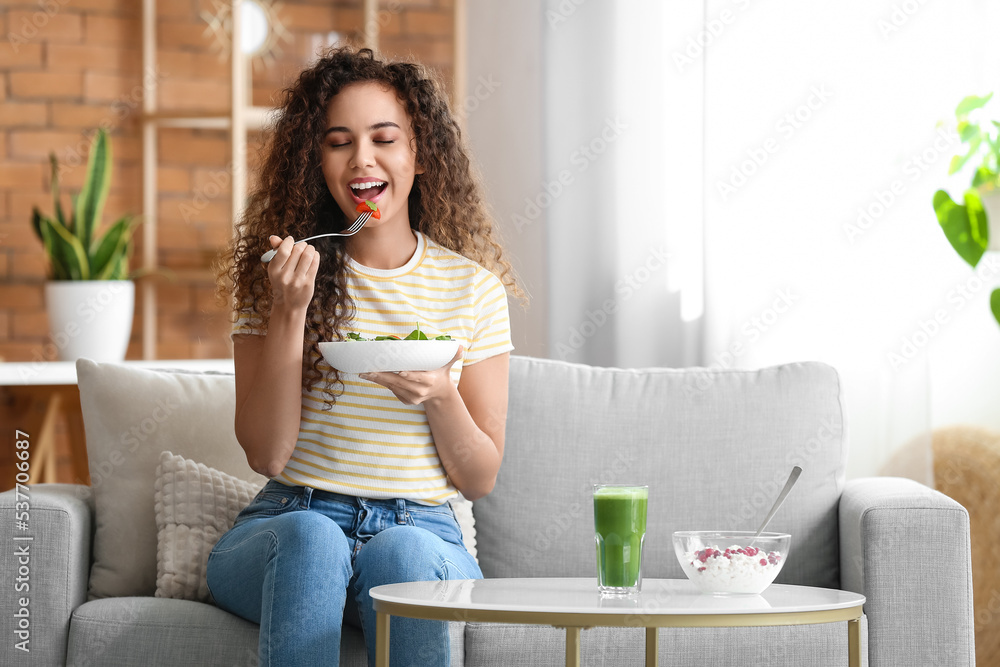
[699,0,1000,477]
[468,0,1000,476]
[543,0,705,368]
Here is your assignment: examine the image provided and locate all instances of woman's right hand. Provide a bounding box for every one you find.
[265,235,320,310]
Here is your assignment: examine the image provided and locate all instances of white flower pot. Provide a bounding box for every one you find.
[978,190,1000,251]
[44,281,135,362]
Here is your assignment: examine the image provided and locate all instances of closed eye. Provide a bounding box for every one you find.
[327,140,394,147]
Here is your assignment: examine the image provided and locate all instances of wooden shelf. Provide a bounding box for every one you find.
[140,0,359,359]
[139,0,380,360]
[141,106,276,131]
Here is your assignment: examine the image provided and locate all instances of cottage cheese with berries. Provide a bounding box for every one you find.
[682,545,784,594]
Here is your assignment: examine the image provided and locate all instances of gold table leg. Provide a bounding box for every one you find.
[848,618,861,667]
[35,391,62,484]
[565,626,581,667]
[645,627,659,666]
[3,385,89,488]
[375,612,390,667]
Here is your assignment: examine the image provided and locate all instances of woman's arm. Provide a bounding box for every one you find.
[233,236,319,477]
[361,350,509,501]
[425,352,509,500]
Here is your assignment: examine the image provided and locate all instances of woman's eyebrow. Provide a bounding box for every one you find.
[324,121,401,136]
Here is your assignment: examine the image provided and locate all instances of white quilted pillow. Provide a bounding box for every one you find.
[450,495,477,561]
[154,451,480,602]
[154,451,265,602]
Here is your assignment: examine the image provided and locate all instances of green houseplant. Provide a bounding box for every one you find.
[932,93,1000,327]
[31,128,140,361]
[32,128,138,280]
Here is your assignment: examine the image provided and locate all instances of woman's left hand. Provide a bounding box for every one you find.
[359,346,464,406]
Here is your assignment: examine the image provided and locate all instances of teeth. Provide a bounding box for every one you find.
[350,181,386,190]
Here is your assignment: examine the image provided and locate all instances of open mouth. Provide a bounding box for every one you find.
[349,180,387,204]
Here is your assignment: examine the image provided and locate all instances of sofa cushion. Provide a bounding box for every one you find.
[473,357,847,590]
[68,598,265,666]
[67,598,464,666]
[155,451,266,602]
[76,360,267,599]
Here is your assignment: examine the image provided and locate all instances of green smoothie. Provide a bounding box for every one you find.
[593,485,648,592]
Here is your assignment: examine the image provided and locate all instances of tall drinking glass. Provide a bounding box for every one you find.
[593,484,648,596]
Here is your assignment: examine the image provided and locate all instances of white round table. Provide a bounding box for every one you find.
[370,577,865,667]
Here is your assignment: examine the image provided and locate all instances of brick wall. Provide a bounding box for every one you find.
[0,0,456,361]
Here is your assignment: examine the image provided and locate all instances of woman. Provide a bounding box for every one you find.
[209,45,520,666]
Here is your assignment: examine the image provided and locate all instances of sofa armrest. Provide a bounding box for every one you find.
[0,483,93,666]
[840,476,975,667]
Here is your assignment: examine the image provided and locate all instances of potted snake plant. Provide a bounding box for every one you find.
[932,93,1000,328]
[31,128,140,361]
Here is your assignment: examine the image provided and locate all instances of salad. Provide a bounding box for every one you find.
[346,322,453,341]
[356,200,381,219]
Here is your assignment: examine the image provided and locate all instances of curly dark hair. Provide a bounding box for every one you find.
[218,46,520,401]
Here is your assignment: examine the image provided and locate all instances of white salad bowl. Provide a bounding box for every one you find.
[318,339,460,374]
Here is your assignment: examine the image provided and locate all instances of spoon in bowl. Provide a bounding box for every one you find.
[748,465,802,547]
[260,210,372,264]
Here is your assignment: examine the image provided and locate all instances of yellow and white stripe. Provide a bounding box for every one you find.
[234,231,513,505]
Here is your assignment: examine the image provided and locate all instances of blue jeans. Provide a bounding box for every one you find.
[206,481,482,667]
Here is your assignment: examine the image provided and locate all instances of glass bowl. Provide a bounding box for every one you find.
[673,531,791,595]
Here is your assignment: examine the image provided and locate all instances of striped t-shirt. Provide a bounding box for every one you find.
[233,231,514,505]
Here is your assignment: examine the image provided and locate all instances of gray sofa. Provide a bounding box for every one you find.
[0,356,975,666]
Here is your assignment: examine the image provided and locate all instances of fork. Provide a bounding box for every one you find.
[260,210,372,263]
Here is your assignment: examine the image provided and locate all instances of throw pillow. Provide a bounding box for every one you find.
[450,494,477,561]
[76,359,267,599]
[154,451,265,602]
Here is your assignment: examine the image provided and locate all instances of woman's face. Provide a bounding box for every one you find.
[321,81,423,229]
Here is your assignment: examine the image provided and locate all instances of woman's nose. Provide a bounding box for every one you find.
[350,140,375,169]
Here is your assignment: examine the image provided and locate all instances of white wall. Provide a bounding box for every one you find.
[464,0,548,359]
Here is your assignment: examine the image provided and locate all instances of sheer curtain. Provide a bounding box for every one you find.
[699,0,1000,477]
[468,0,1000,476]
[544,0,704,369]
